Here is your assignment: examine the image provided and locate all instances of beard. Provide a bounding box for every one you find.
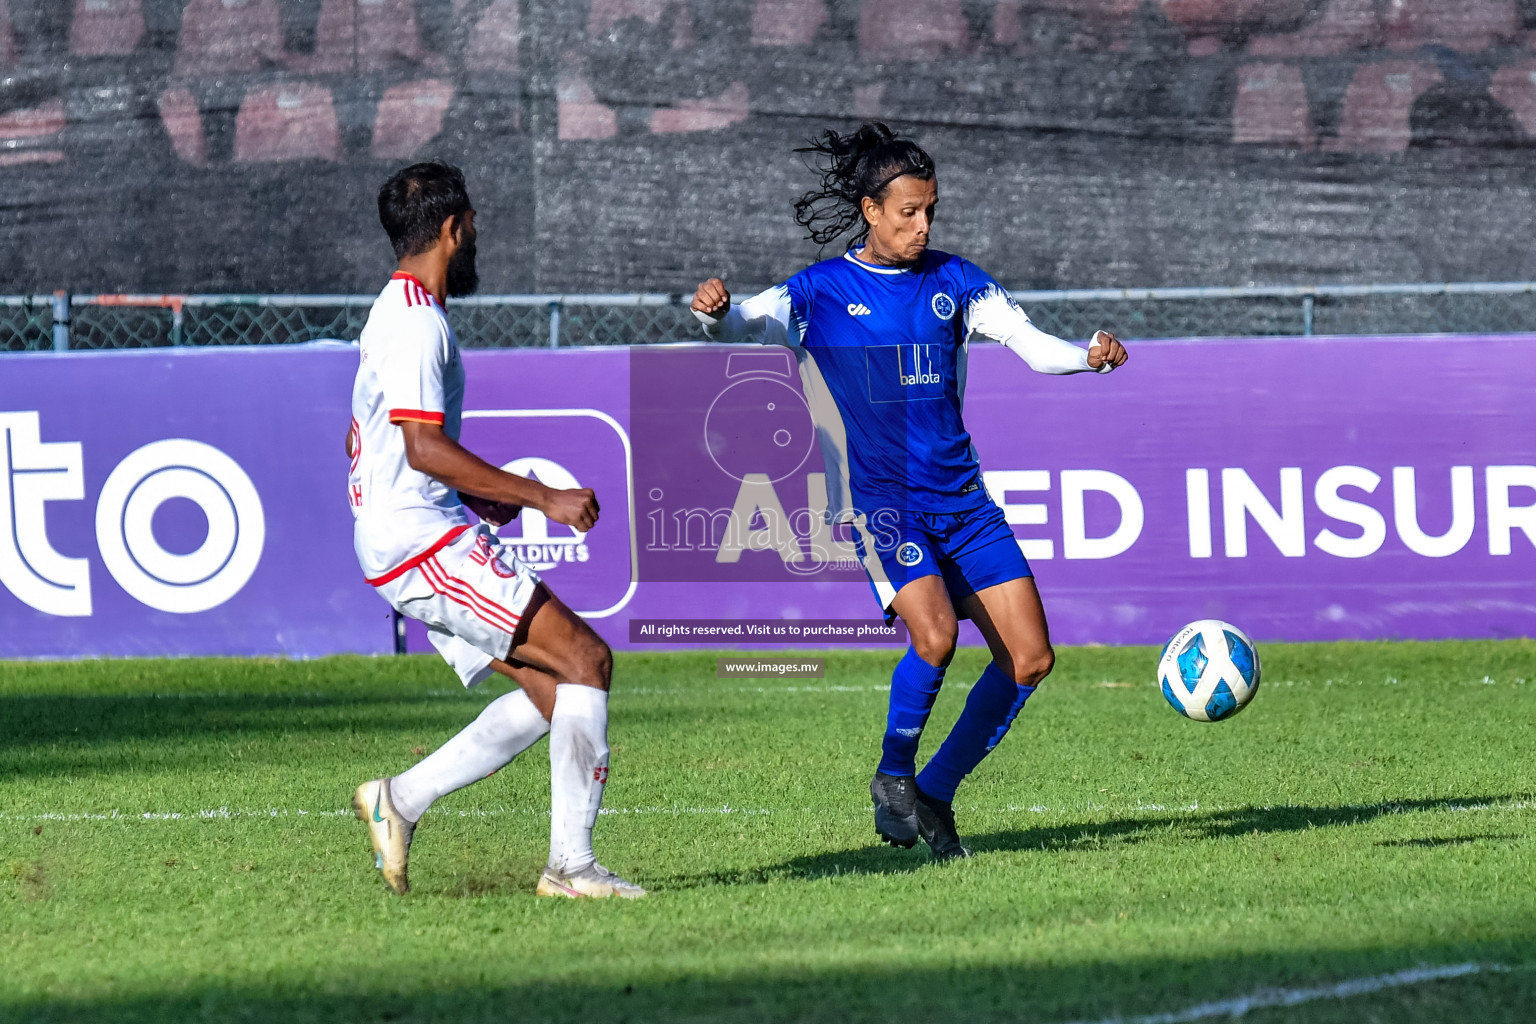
[445,233,479,297]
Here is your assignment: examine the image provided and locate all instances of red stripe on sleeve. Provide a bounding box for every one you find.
[388,408,445,425]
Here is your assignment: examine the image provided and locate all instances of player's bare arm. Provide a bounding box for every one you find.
[459,493,522,527]
[400,420,599,531]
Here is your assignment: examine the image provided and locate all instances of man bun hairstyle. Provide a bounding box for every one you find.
[378,161,472,260]
[793,122,935,248]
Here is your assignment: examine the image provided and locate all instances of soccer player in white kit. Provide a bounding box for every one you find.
[347,162,643,898]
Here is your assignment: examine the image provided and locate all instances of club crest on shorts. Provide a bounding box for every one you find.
[931,292,956,321]
[896,542,924,567]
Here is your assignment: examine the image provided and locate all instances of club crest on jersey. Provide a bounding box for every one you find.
[896,542,924,567]
[931,292,956,321]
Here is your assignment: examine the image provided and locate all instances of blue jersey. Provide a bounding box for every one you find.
[782,249,999,514]
[701,247,1100,520]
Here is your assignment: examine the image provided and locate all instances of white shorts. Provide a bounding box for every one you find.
[374,524,542,688]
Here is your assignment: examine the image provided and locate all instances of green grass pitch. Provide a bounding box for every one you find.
[3,641,1535,1023]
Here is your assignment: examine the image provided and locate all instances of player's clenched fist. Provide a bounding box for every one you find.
[1086,330,1129,370]
[543,487,600,532]
[691,278,731,319]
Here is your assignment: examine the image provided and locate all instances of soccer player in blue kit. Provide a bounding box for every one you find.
[691,123,1128,859]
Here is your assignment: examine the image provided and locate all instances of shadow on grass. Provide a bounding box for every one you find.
[2,942,1532,1024]
[1375,834,1523,848]
[0,692,483,777]
[659,795,1531,888]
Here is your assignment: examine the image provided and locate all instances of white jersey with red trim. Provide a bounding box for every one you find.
[348,272,470,583]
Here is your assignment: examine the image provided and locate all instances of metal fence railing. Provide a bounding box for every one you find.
[1013,281,1536,342]
[4,282,1536,352]
[37,293,703,351]
[0,294,61,352]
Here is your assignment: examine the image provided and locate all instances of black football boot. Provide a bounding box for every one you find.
[870,771,920,848]
[914,783,972,861]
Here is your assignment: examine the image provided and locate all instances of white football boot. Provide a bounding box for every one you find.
[536,862,646,899]
[352,778,416,894]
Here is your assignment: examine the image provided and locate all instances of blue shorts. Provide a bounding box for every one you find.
[851,501,1032,621]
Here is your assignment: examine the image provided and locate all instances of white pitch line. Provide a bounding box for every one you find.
[420,677,1536,698]
[621,683,904,696]
[4,798,1532,825]
[32,675,1526,704]
[1065,962,1506,1024]
[0,805,792,823]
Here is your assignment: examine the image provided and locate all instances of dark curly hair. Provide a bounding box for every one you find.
[793,122,935,248]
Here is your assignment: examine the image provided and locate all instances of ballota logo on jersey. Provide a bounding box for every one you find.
[865,344,944,404]
[898,344,942,388]
[493,456,592,572]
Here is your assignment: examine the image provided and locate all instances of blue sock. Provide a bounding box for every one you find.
[876,647,947,777]
[916,662,1035,802]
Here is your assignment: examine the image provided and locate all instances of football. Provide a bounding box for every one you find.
[1157,620,1261,722]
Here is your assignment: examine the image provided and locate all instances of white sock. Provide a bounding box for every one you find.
[547,683,609,874]
[390,689,550,823]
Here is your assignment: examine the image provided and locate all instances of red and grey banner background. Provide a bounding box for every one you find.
[6,2,1536,296]
[2,336,1533,659]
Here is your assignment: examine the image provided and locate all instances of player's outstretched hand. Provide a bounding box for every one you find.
[1087,330,1128,370]
[691,278,731,320]
[461,492,522,527]
[544,487,600,532]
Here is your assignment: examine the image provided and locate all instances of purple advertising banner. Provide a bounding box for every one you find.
[3,335,1534,661]
[0,344,391,659]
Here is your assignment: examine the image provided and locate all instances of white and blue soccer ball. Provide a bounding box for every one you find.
[1157,620,1261,722]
